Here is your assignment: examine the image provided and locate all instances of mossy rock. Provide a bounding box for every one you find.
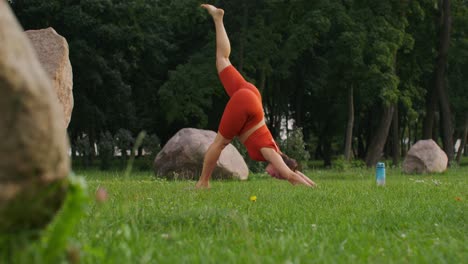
[0,2,70,232]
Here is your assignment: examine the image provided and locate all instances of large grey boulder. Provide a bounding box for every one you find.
[25,27,74,127]
[0,2,70,231]
[154,128,248,180]
[403,139,448,174]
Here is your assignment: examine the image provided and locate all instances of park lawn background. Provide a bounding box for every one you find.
[64,164,467,264]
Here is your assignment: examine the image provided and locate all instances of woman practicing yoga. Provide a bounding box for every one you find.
[196,4,316,189]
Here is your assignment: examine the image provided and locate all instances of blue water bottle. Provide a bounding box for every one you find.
[376,162,386,186]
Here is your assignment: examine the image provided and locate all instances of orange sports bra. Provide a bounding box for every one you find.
[243,125,279,161]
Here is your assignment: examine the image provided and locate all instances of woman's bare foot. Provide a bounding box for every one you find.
[195,180,211,189]
[201,4,224,20]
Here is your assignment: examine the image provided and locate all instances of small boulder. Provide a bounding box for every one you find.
[25,27,73,127]
[154,128,248,180]
[403,139,448,174]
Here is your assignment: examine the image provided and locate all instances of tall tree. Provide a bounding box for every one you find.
[344,85,355,160]
[448,0,468,164]
[455,114,467,164]
[391,104,400,165]
[435,0,454,163]
[363,1,408,167]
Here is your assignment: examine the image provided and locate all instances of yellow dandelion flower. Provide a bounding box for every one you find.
[250,195,257,202]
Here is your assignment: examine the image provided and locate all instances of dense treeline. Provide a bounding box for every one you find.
[10,0,468,167]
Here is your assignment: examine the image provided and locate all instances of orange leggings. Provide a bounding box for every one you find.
[218,65,263,140]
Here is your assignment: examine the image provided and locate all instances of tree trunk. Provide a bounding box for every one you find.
[70,131,77,160]
[357,128,366,160]
[413,121,418,145]
[323,137,332,168]
[433,112,440,142]
[88,128,96,167]
[71,144,76,160]
[365,104,395,167]
[271,82,283,138]
[295,71,304,128]
[265,99,281,138]
[315,142,322,160]
[423,85,437,139]
[344,85,354,161]
[400,117,407,157]
[137,146,143,158]
[365,110,373,155]
[391,104,400,166]
[407,121,412,151]
[258,68,266,95]
[455,114,467,164]
[436,0,454,164]
[384,135,391,159]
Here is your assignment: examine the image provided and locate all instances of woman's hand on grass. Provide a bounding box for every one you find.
[296,171,317,187]
[287,172,314,187]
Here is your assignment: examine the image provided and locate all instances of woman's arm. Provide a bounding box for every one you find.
[260,148,313,187]
[196,133,231,189]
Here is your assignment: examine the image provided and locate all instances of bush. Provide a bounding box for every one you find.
[114,129,134,160]
[97,132,114,170]
[139,133,161,171]
[143,133,161,156]
[350,159,366,169]
[332,156,350,171]
[278,127,310,169]
[332,155,366,171]
[75,135,92,167]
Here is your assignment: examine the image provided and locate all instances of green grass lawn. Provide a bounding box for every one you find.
[61,165,467,264]
[3,164,467,263]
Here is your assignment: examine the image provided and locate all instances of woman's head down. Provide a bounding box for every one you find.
[280,153,299,171]
[265,153,299,179]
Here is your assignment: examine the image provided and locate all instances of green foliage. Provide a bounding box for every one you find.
[39,173,89,263]
[10,0,468,166]
[278,127,310,168]
[114,128,134,159]
[332,155,367,171]
[138,133,162,171]
[448,0,468,131]
[1,173,89,263]
[158,51,221,127]
[124,131,146,178]
[75,134,93,162]
[97,132,114,170]
[142,133,161,157]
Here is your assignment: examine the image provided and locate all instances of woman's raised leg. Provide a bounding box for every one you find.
[201,4,231,73]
